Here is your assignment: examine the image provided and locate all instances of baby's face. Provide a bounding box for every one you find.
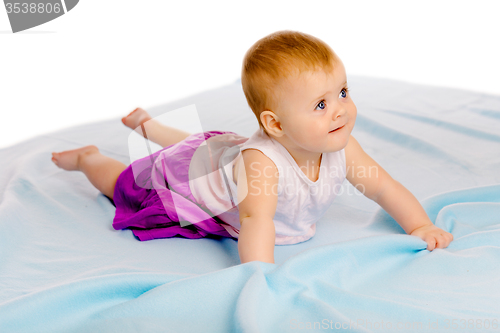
[274,62,356,154]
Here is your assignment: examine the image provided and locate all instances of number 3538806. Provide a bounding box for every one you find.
[5,2,61,14]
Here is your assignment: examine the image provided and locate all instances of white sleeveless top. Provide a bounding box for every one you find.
[188,128,346,245]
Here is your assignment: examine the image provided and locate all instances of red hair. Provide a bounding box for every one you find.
[241,30,339,131]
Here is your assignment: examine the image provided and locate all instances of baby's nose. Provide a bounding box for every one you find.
[332,109,342,120]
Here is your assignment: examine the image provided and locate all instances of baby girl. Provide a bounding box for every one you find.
[51,30,453,264]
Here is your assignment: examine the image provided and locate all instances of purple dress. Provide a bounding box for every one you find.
[112,131,239,241]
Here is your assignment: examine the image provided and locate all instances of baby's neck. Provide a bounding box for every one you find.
[269,133,323,180]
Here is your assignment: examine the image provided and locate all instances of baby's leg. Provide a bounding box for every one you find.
[122,108,192,148]
[51,146,126,200]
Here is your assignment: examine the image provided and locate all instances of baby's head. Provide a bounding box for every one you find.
[241,30,356,154]
[242,31,341,131]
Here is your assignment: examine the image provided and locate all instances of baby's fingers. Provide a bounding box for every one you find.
[436,232,453,249]
[434,234,448,249]
[425,232,453,251]
[411,225,454,251]
[423,235,437,251]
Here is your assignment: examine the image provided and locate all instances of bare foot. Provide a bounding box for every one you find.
[51,145,99,171]
[122,107,152,131]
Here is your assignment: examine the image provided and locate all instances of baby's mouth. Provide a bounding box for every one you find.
[329,125,345,133]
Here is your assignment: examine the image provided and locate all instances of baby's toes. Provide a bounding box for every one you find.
[122,107,151,129]
[51,153,60,165]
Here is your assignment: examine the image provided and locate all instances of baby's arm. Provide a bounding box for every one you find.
[236,149,278,264]
[122,108,191,148]
[344,135,453,250]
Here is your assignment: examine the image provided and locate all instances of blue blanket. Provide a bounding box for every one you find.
[1,76,499,332]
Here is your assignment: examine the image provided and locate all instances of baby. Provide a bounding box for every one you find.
[51,30,453,264]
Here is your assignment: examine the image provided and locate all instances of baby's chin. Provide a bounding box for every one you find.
[325,139,350,153]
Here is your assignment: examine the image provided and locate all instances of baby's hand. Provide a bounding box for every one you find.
[410,224,453,251]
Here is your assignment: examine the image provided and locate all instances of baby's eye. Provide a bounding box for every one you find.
[315,100,326,110]
[339,88,348,99]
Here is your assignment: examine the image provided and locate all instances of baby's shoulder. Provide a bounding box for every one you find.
[235,148,280,219]
[241,148,278,173]
[233,148,279,185]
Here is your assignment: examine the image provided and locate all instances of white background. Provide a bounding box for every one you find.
[1,0,499,149]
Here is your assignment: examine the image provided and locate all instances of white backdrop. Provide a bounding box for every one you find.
[1,0,499,149]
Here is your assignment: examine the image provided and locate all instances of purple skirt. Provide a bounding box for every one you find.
[112,130,238,241]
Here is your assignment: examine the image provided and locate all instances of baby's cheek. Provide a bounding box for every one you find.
[350,105,357,118]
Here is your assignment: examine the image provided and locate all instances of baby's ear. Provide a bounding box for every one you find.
[260,110,284,137]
